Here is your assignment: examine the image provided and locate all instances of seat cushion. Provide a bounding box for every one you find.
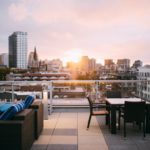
[93,110,109,115]
[24,95,35,108]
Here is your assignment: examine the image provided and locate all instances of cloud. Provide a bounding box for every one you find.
[8,2,28,21]
[7,0,150,25]
[3,0,150,63]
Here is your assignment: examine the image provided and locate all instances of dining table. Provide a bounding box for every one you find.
[106,98,150,134]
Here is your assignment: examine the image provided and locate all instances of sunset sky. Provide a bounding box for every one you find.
[0,0,150,65]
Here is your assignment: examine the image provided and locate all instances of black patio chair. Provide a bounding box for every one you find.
[86,95,109,129]
[122,101,146,137]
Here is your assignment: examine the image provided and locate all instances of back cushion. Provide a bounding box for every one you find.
[0,106,17,120]
[24,95,35,108]
[13,101,25,112]
[0,101,25,120]
[0,103,13,114]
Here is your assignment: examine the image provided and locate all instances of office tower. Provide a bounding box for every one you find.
[117,59,130,73]
[104,59,114,67]
[80,56,89,73]
[137,66,150,100]
[89,58,96,71]
[0,53,8,67]
[104,59,115,74]
[9,31,27,69]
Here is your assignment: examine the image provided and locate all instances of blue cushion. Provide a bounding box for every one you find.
[0,101,25,120]
[0,103,13,114]
[24,95,35,108]
[13,101,25,112]
[0,106,17,120]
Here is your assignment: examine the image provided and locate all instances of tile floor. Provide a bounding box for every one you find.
[31,109,150,150]
[31,112,108,150]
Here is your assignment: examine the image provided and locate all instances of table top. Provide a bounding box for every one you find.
[106,98,145,105]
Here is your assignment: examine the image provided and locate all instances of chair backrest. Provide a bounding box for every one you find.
[124,101,146,122]
[86,96,93,114]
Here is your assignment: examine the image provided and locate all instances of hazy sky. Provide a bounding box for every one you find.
[0,0,150,65]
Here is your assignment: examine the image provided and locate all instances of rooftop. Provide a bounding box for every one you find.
[31,108,150,150]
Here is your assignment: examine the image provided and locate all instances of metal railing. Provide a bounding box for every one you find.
[0,80,149,119]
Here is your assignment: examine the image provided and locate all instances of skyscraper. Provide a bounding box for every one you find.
[80,56,89,73]
[0,53,8,67]
[9,31,27,69]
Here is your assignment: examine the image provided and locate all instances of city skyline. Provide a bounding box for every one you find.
[0,0,150,65]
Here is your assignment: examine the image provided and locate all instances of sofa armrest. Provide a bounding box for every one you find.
[30,100,44,139]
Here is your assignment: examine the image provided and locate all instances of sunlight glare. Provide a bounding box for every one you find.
[62,49,83,65]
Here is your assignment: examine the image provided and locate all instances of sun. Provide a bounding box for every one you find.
[97,58,104,65]
[62,49,82,65]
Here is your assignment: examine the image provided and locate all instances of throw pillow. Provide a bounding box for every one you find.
[0,103,13,114]
[0,105,17,120]
[0,101,25,120]
[24,95,35,108]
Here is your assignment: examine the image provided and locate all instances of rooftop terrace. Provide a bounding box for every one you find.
[0,80,150,150]
[31,107,150,150]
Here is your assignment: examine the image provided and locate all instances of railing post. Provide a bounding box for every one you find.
[49,82,53,114]
[43,87,48,120]
[11,82,14,102]
[95,81,99,101]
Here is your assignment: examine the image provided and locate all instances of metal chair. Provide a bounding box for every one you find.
[86,95,109,129]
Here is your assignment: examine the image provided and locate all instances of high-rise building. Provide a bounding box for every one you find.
[80,56,89,73]
[9,31,27,69]
[136,66,150,100]
[117,59,130,73]
[89,58,96,71]
[104,59,115,74]
[0,53,8,67]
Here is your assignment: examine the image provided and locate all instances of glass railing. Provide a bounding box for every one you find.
[0,80,149,118]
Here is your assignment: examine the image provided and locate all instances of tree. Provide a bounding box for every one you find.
[0,68,11,80]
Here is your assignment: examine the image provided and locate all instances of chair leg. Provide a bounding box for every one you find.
[106,114,109,126]
[87,115,92,129]
[143,121,146,138]
[107,113,110,129]
[124,121,126,137]
[118,109,121,130]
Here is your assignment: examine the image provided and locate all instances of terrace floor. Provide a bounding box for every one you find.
[30,108,150,150]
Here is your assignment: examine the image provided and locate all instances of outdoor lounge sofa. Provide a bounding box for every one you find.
[0,96,44,149]
[0,109,35,150]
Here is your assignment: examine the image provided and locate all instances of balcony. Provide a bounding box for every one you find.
[0,80,150,150]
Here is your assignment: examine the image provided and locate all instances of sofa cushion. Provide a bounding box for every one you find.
[24,95,35,109]
[13,101,25,112]
[0,101,25,120]
[0,103,13,114]
[0,106,17,120]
